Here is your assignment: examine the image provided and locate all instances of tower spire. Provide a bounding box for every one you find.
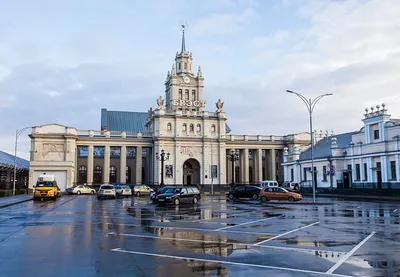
[181,24,187,53]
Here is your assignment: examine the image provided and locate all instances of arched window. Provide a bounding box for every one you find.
[196,124,201,132]
[93,165,102,183]
[126,166,131,183]
[78,165,87,184]
[167,123,172,131]
[190,124,194,132]
[211,124,216,132]
[182,123,187,131]
[110,166,117,183]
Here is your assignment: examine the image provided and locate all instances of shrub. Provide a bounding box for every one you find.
[0,191,5,197]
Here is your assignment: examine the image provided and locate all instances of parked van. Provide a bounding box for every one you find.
[33,175,62,201]
[259,180,279,189]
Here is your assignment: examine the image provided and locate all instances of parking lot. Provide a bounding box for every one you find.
[0,194,399,276]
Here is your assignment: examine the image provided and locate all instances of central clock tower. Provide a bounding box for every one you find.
[165,26,205,112]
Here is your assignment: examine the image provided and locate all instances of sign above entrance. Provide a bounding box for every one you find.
[180,146,202,156]
[171,99,206,107]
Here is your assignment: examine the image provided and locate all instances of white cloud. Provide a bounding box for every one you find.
[191,8,257,36]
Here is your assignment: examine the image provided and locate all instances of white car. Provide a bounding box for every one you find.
[119,185,132,196]
[67,185,96,195]
[97,184,116,200]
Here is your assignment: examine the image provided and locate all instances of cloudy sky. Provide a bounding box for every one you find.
[1,0,399,159]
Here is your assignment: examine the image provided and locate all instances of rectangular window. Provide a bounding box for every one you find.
[192,90,196,100]
[376,162,381,169]
[185,89,189,100]
[363,163,368,181]
[347,164,352,171]
[391,161,397,180]
[290,168,294,182]
[373,129,380,140]
[179,89,182,99]
[303,168,307,181]
[323,166,327,181]
[355,164,360,180]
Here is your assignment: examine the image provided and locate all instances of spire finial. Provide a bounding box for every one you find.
[181,23,187,53]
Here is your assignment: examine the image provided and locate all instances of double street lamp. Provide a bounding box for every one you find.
[226,149,240,186]
[13,127,31,196]
[286,90,333,203]
[155,149,170,186]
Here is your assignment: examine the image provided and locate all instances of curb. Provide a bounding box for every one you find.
[303,193,400,202]
[0,196,34,209]
[202,192,223,196]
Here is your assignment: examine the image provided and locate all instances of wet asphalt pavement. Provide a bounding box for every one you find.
[0,194,399,277]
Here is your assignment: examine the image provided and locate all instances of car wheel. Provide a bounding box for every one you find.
[288,196,295,202]
[261,196,268,202]
[77,191,81,195]
[252,194,258,200]
[174,198,180,205]
[97,196,101,200]
[228,194,234,200]
[136,192,140,197]
[193,197,198,204]
[90,191,94,195]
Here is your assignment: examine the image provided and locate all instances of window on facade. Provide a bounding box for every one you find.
[211,124,216,132]
[373,129,380,140]
[178,63,181,70]
[93,166,102,183]
[126,166,131,183]
[290,168,294,182]
[184,62,187,69]
[190,124,194,132]
[323,166,327,181]
[376,162,381,169]
[179,89,182,100]
[303,168,307,181]
[192,90,196,100]
[235,166,240,183]
[363,163,368,180]
[355,164,361,180]
[185,89,189,100]
[78,165,87,184]
[347,164,352,172]
[110,166,117,183]
[182,124,187,131]
[167,123,172,131]
[390,161,397,180]
[196,124,201,132]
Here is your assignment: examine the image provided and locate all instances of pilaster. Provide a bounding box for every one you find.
[270,149,276,181]
[87,145,94,185]
[243,148,249,184]
[120,146,127,184]
[136,146,142,184]
[256,149,263,183]
[103,145,110,184]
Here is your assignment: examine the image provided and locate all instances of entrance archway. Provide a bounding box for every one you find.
[182,158,200,185]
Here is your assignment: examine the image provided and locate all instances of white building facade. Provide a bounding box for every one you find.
[28,29,310,192]
[282,105,400,190]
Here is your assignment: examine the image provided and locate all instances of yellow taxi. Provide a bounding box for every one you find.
[33,175,62,201]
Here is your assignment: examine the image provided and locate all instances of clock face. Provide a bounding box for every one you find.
[183,77,190,84]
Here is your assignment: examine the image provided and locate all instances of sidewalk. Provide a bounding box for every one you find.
[0,194,33,208]
[303,193,400,202]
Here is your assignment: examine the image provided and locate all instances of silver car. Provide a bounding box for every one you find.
[97,184,116,200]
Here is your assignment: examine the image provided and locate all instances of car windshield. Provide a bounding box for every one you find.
[115,186,121,189]
[101,185,114,190]
[36,181,54,187]
[163,188,181,193]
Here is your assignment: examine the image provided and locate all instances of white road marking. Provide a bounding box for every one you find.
[326,232,376,274]
[106,222,278,236]
[215,216,281,231]
[111,248,354,277]
[108,232,344,254]
[254,221,320,245]
[394,209,398,212]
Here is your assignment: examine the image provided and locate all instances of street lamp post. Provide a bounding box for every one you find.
[13,127,31,196]
[286,90,333,203]
[226,149,240,187]
[155,149,170,186]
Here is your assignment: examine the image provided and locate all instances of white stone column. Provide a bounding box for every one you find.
[120,146,127,184]
[396,155,400,182]
[256,149,263,183]
[367,157,373,182]
[136,146,142,184]
[87,145,94,185]
[381,156,388,183]
[218,144,225,185]
[351,159,355,184]
[360,157,363,181]
[270,149,276,181]
[226,151,232,184]
[103,146,110,184]
[241,149,249,184]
